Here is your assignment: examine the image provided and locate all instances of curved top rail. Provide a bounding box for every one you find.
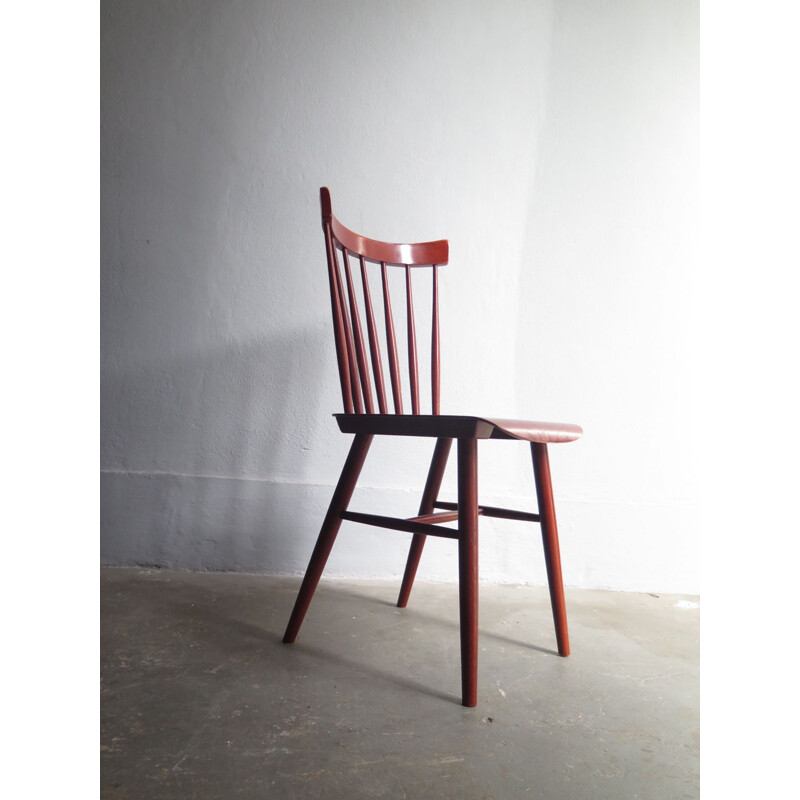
[321,187,448,266]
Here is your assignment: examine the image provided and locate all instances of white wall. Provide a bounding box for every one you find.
[102,0,699,593]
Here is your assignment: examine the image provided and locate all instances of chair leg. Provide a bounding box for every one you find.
[283,434,373,644]
[531,442,570,657]
[396,437,453,608]
[457,438,479,707]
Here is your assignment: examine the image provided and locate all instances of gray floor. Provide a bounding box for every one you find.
[101,568,699,799]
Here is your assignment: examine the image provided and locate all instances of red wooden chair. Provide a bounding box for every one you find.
[283,188,583,706]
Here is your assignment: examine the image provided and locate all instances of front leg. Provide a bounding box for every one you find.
[457,438,479,707]
[531,442,570,656]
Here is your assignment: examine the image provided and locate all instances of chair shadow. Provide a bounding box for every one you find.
[167,593,461,705]
[102,328,332,571]
[332,585,561,658]
[288,639,461,705]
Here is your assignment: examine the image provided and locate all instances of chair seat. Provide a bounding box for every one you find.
[335,413,583,443]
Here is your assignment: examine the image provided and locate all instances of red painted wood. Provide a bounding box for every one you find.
[431,264,440,415]
[284,187,583,706]
[397,437,452,608]
[282,434,373,643]
[335,247,363,414]
[342,248,374,413]
[320,185,333,221]
[487,418,583,443]
[381,262,404,414]
[531,443,570,657]
[405,265,420,414]
[409,510,463,524]
[335,413,581,443]
[359,255,388,414]
[458,438,479,707]
[336,413,491,439]
[341,510,459,539]
[322,187,449,418]
[323,223,354,413]
[330,213,448,267]
[434,501,540,523]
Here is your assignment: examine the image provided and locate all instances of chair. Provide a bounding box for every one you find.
[283,187,583,707]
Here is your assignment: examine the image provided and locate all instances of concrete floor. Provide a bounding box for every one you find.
[101,567,699,799]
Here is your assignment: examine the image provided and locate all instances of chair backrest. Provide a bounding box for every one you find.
[320,187,449,416]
